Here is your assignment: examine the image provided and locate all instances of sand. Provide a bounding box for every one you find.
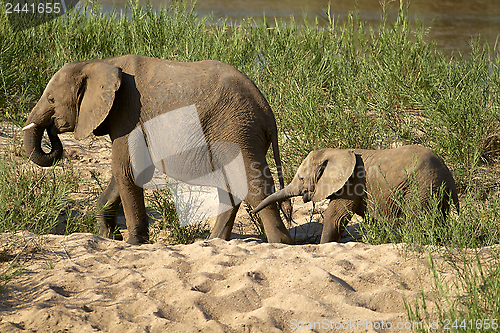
[1,230,461,333]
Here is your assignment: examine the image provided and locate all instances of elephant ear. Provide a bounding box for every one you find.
[74,63,122,140]
[312,149,356,202]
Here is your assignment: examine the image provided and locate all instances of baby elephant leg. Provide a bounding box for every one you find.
[320,199,356,243]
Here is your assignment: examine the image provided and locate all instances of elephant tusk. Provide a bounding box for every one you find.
[22,123,36,131]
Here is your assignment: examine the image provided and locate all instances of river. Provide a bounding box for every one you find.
[95,0,500,55]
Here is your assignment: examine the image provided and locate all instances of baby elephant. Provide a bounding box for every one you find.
[252,145,459,243]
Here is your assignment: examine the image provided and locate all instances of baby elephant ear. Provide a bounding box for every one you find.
[74,62,122,140]
[312,149,356,202]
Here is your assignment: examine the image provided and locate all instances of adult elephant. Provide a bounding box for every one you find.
[252,145,459,243]
[23,54,293,245]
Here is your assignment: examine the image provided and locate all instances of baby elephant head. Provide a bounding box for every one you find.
[252,149,357,214]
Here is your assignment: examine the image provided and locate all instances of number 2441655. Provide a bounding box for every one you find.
[5,2,62,14]
[443,319,498,330]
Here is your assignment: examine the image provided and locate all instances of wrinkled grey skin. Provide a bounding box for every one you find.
[24,54,293,245]
[252,145,459,243]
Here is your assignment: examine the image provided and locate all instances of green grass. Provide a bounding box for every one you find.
[147,188,210,245]
[404,249,500,332]
[0,263,25,290]
[0,153,102,235]
[0,155,74,234]
[1,0,498,185]
[0,0,499,325]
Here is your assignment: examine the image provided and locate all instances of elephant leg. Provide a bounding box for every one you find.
[246,157,293,244]
[117,179,149,245]
[96,175,123,240]
[112,143,149,245]
[320,199,356,243]
[209,202,241,241]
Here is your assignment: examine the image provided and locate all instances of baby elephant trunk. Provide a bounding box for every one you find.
[251,186,296,214]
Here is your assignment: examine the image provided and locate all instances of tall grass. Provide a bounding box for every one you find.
[1,0,498,186]
[360,180,500,250]
[0,156,74,234]
[405,248,500,332]
[0,154,101,235]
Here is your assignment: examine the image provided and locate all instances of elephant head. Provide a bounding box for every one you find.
[23,61,122,166]
[252,149,357,214]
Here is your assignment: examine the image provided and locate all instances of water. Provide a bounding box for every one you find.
[97,0,500,54]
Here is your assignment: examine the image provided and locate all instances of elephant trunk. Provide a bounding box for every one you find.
[23,123,63,167]
[251,184,298,214]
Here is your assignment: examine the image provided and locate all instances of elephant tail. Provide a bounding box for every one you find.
[270,129,293,223]
[270,129,285,191]
[452,189,460,215]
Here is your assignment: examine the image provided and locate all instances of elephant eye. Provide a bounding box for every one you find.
[47,96,55,104]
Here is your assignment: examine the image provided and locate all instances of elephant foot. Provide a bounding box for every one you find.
[98,222,123,241]
[266,230,294,245]
[209,205,240,241]
[126,233,149,245]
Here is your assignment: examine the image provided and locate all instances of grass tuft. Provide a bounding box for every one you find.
[147,188,210,245]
